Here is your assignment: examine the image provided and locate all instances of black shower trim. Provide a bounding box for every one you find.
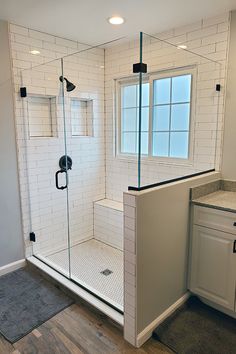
[128,169,215,191]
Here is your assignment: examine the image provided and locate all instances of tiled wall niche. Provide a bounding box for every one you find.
[71,97,94,137]
[27,95,57,138]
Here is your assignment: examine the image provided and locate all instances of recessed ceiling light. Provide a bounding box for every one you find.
[177,45,187,50]
[30,50,40,55]
[108,16,125,25]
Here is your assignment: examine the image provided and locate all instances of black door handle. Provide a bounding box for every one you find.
[55,170,68,190]
[233,240,236,253]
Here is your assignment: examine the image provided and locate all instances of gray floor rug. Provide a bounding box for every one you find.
[153,296,236,354]
[0,267,74,343]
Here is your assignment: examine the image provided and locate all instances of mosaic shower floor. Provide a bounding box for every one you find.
[43,239,123,311]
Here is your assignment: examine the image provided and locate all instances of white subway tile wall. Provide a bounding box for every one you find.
[123,192,137,345]
[105,12,230,201]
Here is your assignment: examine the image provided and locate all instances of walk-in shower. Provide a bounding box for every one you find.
[18,30,223,317]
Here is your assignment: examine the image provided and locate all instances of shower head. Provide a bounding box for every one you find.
[59,76,76,92]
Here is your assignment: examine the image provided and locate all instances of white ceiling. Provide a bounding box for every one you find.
[0,0,236,45]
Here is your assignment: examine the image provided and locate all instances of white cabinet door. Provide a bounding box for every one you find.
[189,225,236,310]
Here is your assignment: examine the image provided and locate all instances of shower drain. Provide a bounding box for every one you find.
[100,269,113,276]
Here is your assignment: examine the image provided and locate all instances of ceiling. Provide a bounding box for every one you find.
[0,0,236,45]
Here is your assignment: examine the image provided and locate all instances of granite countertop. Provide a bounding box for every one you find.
[192,190,236,213]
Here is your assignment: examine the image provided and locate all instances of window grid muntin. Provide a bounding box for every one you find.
[152,74,191,158]
[121,82,149,154]
[118,71,193,161]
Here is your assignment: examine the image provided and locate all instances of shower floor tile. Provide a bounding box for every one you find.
[44,239,123,311]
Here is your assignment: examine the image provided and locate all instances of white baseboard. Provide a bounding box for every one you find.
[0,259,26,276]
[136,292,190,348]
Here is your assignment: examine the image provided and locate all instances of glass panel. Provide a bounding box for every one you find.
[170,132,189,158]
[122,84,137,108]
[63,38,125,311]
[142,82,150,106]
[140,107,149,131]
[172,74,191,103]
[171,104,190,131]
[21,59,70,277]
[20,36,126,312]
[153,78,171,105]
[135,31,221,189]
[122,132,136,153]
[153,105,170,131]
[140,132,148,155]
[122,108,137,131]
[152,132,169,157]
[137,82,149,106]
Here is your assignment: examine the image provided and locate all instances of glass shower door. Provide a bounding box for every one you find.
[22,58,71,277]
[62,42,124,312]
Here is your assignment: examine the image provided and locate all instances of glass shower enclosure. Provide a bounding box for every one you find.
[21,39,125,312]
[20,31,222,313]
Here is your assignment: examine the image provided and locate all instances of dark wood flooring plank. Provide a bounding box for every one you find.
[66,304,128,349]
[50,327,84,354]
[13,326,71,354]
[3,302,172,354]
[51,308,118,354]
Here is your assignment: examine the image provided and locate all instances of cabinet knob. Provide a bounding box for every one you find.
[233,222,236,227]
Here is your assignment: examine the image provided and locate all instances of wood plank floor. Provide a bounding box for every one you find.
[0,302,173,354]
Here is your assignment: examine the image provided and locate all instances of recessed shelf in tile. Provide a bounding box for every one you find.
[28,95,57,138]
[70,98,93,137]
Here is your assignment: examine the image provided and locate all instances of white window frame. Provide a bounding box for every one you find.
[115,76,150,158]
[115,66,196,166]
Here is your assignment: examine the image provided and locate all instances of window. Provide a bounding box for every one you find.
[117,69,193,162]
[120,82,149,154]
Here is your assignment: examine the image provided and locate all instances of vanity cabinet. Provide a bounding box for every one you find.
[189,205,236,311]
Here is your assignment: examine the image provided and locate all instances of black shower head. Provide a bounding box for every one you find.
[59,76,76,92]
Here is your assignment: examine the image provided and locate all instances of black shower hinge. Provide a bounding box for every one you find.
[29,232,36,242]
[20,87,27,97]
[216,84,221,92]
[133,62,147,73]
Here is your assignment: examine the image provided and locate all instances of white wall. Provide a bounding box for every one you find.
[9,24,106,257]
[123,171,220,346]
[0,20,24,267]
[105,13,230,202]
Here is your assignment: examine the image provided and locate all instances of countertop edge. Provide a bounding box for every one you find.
[191,200,236,214]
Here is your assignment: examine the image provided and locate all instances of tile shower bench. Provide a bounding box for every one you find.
[94,199,123,250]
